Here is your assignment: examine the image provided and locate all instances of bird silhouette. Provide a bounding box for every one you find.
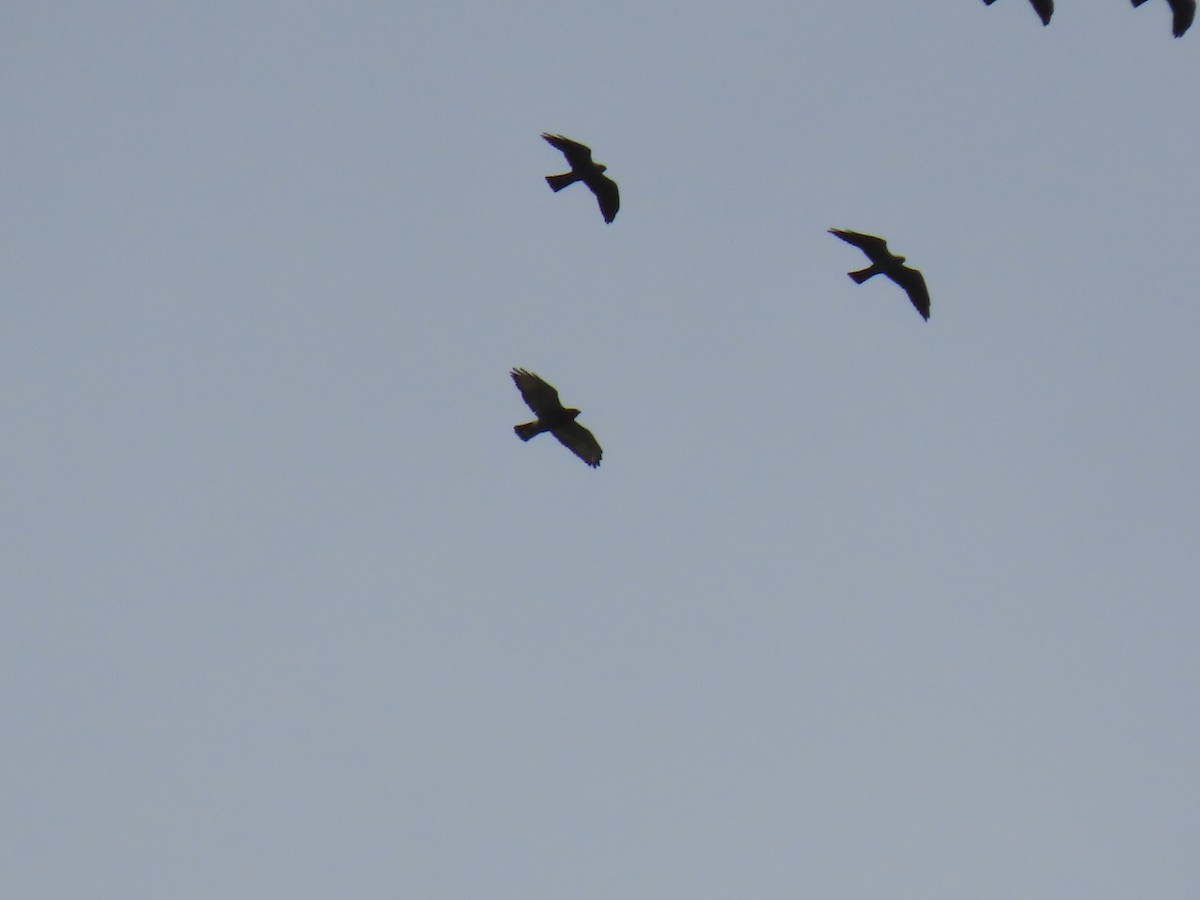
[1131,0,1195,37]
[829,229,931,322]
[981,0,1053,27]
[511,369,603,468]
[541,133,620,224]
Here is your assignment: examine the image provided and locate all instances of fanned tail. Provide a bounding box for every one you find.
[514,421,542,441]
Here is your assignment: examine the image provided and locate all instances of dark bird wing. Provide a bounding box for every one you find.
[1170,0,1195,36]
[829,228,892,263]
[586,174,620,223]
[541,133,595,170]
[511,368,565,417]
[890,266,931,321]
[551,421,602,468]
[1131,0,1192,35]
[982,0,1052,24]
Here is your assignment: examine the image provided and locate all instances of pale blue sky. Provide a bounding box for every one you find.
[4,3,1198,898]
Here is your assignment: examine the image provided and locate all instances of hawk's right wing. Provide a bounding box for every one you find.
[511,368,564,417]
[541,133,595,171]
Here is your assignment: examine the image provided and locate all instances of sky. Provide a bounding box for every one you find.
[3,2,1199,897]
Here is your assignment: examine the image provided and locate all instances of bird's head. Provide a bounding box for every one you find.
[894,255,907,265]
[564,408,582,420]
[595,163,607,173]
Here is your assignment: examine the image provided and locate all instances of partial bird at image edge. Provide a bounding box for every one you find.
[1131,0,1195,38]
[981,0,1054,27]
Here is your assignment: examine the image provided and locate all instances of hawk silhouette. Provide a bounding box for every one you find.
[541,133,620,224]
[981,0,1053,26]
[511,369,602,468]
[829,229,931,321]
[1131,0,1195,37]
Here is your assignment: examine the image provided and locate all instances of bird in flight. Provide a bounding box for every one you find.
[981,0,1053,26]
[1131,0,1195,37]
[541,133,620,224]
[829,229,931,321]
[510,368,603,468]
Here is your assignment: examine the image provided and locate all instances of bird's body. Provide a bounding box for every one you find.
[829,229,931,321]
[541,133,620,223]
[981,0,1054,26]
[511,369,603,468]
[1131,0,1195,37]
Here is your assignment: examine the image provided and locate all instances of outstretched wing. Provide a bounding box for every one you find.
[587,174,620,223]
[541,133,595,170]
[551,421,602,468]
[511,368,564,417]
[891,266,931,321]
[829,228,891,263]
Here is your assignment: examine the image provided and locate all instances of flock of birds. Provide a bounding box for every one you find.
[513,1,1192,469]
[985,0,1195,35]
[512,133,929,470]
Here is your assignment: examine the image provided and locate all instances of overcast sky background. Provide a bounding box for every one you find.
[4,2,1199,897]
